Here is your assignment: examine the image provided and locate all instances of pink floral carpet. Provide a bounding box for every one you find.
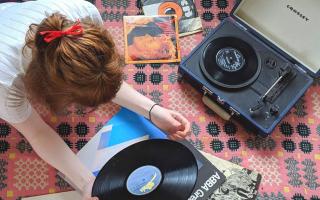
[0,0,319,199]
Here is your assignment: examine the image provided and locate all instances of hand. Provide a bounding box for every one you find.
[82,177,99,200]
[150,105,190,140]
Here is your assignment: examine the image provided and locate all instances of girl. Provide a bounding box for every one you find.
[0,0,190,199]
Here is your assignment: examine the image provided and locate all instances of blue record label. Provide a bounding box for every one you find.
[126,165,162,196]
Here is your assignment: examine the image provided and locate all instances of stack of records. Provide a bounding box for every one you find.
[142,0,203,36]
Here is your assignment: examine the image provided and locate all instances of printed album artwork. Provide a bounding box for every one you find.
[142,0,203,36]
[123,15,181,64]
[202,152,261,200]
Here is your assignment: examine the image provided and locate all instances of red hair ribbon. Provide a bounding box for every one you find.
[39,20,83,43]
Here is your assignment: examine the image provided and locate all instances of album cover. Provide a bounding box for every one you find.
[77,108,167,175]
[180,140,226,200]
[142,0,202,36]
[123,15,181,64]
[201,151,262,200]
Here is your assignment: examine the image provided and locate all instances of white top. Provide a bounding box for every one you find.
[0,0,103,123]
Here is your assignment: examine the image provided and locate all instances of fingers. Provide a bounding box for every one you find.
[171,111,190,134]
[170,115,183,128]
[168,133,185,141]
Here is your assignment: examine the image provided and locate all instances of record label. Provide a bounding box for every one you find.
[126,165,162,196]
[216,47,245,72]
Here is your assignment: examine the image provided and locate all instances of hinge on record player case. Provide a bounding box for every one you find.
[235,21,247,31]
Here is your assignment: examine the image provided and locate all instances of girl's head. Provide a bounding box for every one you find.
[24,13,123,113]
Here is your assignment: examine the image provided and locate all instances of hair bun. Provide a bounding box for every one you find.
[34,13,72,52]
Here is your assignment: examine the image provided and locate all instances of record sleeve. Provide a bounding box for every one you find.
[180,140,226,200]
[201,151,262,200]
[142,0,202,36]
[123,15,181,64]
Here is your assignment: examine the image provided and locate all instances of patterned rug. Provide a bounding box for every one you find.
[0,0,320,199]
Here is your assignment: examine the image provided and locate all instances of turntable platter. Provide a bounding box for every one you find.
[200,37,261,89]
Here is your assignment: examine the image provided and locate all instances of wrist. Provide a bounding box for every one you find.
[149,103,159,122]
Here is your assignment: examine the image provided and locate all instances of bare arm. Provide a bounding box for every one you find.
[12,108,94,193]
[112,81,155,119]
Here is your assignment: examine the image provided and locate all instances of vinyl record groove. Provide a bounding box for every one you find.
[92,139,198,200]
[200,37,261,89]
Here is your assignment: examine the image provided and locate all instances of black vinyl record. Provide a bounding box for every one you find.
[200,37,261,89]
[92,139,198,200]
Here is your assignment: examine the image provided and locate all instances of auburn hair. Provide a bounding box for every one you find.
[23,13,123,113]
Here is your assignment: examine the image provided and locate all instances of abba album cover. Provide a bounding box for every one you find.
[123,15,181,64]
[180,140,226,200]
[202,151,262,200]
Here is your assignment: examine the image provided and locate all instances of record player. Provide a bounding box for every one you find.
[179,0,320,135]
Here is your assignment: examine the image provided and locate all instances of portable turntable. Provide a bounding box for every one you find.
[179,0,319,135]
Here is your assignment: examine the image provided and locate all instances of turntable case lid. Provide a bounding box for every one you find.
[233,0,320,76]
